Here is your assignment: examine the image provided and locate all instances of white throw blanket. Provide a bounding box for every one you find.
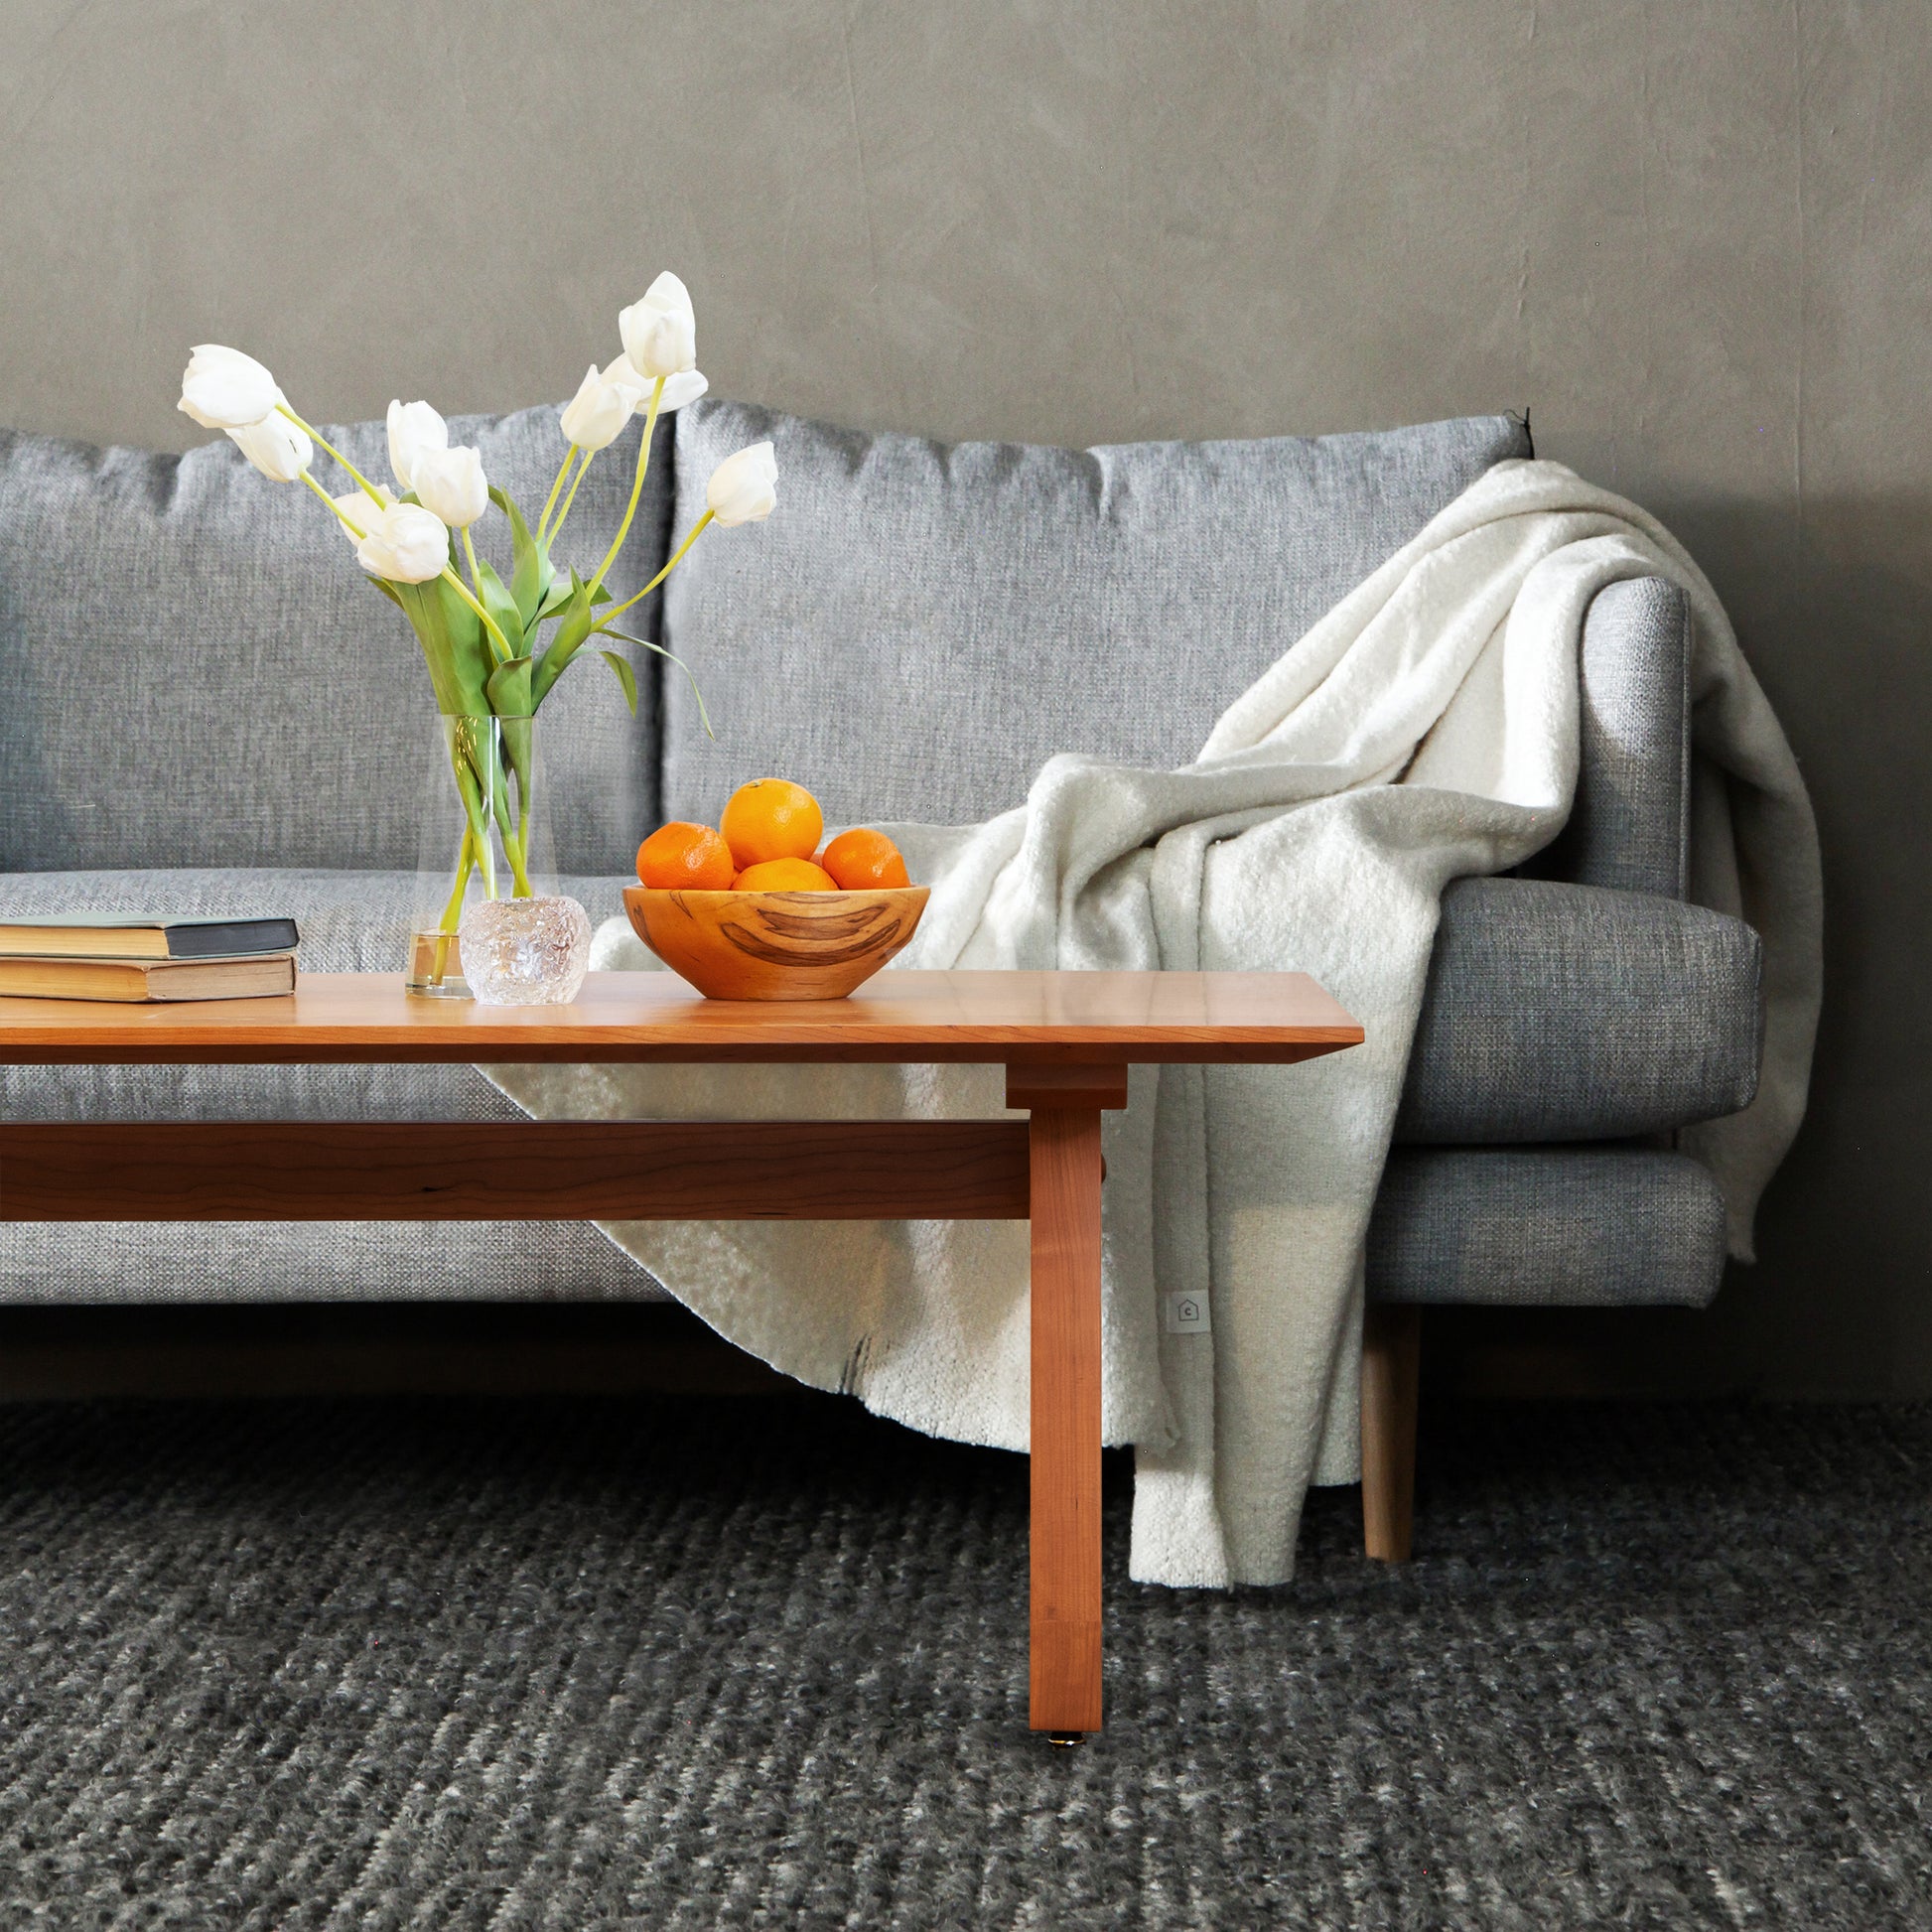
[486,459,1821,1587]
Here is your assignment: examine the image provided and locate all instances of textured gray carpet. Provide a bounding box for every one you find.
[1,1393,1927,1930]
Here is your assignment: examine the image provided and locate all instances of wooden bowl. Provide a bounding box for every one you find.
[623,886,929,1001]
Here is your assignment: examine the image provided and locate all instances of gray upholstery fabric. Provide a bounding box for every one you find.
[1528,576,1692,895]
[0,1219,667,1307]
[0,407,672,876]
[0,866,668,1305]
[659,402,1530,828]
[1366,1146,1729,1307]
[1397,877,1762,1143]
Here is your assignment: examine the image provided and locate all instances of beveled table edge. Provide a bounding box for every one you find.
[0,968,1366,1066]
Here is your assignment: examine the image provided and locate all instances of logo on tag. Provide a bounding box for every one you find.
[1163,1292,1211,1335]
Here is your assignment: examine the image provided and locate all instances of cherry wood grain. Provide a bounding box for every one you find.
[0,970,1363,1066]
[1006,1061,1130,1112]
[0,1121,1031,1222]
[1028,1103,1106,1733]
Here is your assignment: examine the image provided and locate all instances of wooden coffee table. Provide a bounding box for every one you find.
[0,969,1361,1733]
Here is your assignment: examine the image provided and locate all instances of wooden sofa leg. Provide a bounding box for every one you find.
[1361,1303,1422,1562]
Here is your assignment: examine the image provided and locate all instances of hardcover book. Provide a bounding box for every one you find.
[0,953,298,1003]
[0,914,300,960]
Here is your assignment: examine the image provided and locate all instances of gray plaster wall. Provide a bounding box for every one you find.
[1,3,1925,1395]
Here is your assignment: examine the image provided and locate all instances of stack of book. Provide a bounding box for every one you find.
[0,914,301,1003]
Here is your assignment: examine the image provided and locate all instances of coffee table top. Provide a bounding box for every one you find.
[0,970,1362,1066]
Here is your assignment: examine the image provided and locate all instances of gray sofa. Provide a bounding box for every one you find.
[0,400,1762,1553]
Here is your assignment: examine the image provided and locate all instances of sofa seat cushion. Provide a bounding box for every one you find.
[0,868,668,1305]
[0,408,673,877]
[1397,878,1762,1144]
[658,401,1529,829]
[1367,1146,1728,1307]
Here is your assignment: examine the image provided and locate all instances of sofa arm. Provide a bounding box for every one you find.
[1525,575,1692,897]
[1395,877,1762,1145]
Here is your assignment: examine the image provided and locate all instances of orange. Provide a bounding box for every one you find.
[636,821,737,891]
[721,778,823,869]
[733,858,838,893]
[821,828,910,890]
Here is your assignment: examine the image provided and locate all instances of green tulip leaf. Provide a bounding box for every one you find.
[528,575,599,709]
[531,582,572,625]
[397,578,490,718]
[474,557,525,660]
[446,723,493,846]
[597,648,639,718]
[498,713,535,831]
[432,577,492,706]
[486,654,535,718]
[599,624,716,741]
[489,484,553,626]
[530,570,610,627]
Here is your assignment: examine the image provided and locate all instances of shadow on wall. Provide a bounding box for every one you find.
[1484,482,1932,1400]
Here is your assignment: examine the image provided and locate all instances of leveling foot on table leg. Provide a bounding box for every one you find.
[1045,1732,1084,1748]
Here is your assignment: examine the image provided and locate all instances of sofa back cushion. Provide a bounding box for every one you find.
[0,407,673,874]
[659,402,1529,828]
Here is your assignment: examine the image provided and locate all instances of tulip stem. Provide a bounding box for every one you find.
[436,828,476,953]
[302,469,371,539]
[587,377,665,601]
[462,526,485,601]
[536,447,578,544]
[278,405,385,505]
[546,451,594,550]
[593,508,714,628]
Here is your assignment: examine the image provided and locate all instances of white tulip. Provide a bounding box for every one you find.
[410,443,488,528]
[559,362,642,453]
[386,398,449,492]
[704,440,777,527]
[331,483,393,540]
[225,413,312,483]
[178,345,283,429]
[657,368,709,413]
[604,355,709,414]
[355,501,451,583]
[619,271,697,379]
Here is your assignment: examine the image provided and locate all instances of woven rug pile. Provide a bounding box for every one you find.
[2,1393,1926,1928]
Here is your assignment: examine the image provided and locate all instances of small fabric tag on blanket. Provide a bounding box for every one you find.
[1163,1291,1211,1335]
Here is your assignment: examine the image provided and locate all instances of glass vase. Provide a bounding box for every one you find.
[406,714,591,1005]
